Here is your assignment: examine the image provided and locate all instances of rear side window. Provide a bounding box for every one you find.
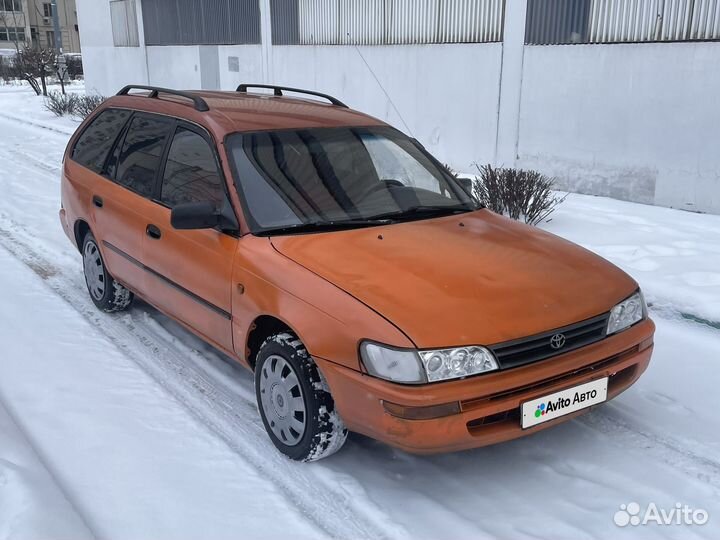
[116,113,173,198]
[71,108,131,173]
[160,127,224,208]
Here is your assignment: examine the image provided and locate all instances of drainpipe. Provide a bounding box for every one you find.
[51,0,62,52]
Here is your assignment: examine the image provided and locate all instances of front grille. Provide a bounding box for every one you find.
[489,312,610,369]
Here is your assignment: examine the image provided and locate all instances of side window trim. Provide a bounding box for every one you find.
[151,117,179,202]
[100,109,135,181]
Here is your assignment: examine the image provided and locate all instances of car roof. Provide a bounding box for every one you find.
[105,88,387,135]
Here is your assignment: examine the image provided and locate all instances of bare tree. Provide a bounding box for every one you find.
[15,46,56,95]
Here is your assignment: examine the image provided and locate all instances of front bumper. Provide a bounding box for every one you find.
[316,318,655,454]
[59,208,74,245]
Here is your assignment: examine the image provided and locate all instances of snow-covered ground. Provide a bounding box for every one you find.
[0,84,718,539]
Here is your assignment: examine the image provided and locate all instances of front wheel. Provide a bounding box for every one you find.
[255,332,347,462]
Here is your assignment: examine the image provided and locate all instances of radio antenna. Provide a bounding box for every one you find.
[349,34,414,137]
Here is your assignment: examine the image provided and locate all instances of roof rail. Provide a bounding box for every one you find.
[116,85,210,112]
[236,84,348,108]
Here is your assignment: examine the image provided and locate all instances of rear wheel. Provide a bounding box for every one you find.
[82,232,133,312]
[255,332,347,462]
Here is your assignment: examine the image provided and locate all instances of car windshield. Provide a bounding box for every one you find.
[226,126,478,234]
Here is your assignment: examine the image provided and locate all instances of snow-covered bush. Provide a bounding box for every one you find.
[44,91,80,116]
[473,164,567,225]
[72,95,106,119]
[44,92,106,119]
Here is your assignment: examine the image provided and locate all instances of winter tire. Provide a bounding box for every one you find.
[255,332,348,462]
[82,232,133,312]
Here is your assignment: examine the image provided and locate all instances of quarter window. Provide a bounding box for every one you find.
[71,108,131,174]
[115,113,173,198]
[161,127,224,208]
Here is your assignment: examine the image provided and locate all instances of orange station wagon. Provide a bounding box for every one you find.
[59,84,655,461]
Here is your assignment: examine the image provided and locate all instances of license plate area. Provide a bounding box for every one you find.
[521,377,608,429]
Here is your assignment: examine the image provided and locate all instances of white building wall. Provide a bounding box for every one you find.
[266,44,503,169]
[146,46,202,89]
[75,0,720,214]
[217,45,264,90]
[516,42,720,212]
[76,0,148,94]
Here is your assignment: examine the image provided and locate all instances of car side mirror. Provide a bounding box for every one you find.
[457,177,473,193]
[170,200,239,232]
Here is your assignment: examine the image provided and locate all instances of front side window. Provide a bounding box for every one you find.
[115,113,173,198]
[160,127,224,208]
[227,126,476,233]
[71,108,131,174]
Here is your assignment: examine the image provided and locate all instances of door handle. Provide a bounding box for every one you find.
[146,224,162,240]
[92,195,103,208]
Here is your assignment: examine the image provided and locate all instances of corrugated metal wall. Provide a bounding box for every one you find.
[526,0,720,44]
[589,0,720,42]
[141,0,261,46]
[272,0,504,45]
[271,0,300,44]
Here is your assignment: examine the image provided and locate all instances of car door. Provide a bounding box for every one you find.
[141,121,238,354]
[91,111,175,297]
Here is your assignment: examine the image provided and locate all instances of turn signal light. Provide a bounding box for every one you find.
[382,400,461,420]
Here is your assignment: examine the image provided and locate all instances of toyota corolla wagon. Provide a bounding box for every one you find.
[59,84,655,461]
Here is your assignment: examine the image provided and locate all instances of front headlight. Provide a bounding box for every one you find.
[360,342,426,383]
[607,290,647,335]
[360,342,499,384]
[418,346,499,382]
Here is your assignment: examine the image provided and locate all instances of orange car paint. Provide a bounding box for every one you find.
[60,89,655,454]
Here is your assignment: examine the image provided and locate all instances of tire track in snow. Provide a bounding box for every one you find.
[0,111,75,136]
[579,408,720,489]
[0,217,407,540]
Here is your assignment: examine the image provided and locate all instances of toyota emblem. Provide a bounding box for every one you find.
[550,333,566,350]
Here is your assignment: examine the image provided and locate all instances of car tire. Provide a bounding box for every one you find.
[255,332,348,462]
[82,232,133,313]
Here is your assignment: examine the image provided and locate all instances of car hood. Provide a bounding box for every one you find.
[270,210,637,348]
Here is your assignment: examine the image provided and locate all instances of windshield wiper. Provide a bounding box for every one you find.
[256,218,393,236]
[366,204,473,221]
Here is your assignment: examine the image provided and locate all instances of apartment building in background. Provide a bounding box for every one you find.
[0,0,80,52]
[76,0,720,214]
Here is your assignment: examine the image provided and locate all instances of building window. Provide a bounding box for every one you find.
[46,30,54,47]
[110,0,139,47]
[525,0,720,45]
[0,26,26,42]
[271,0,505,46]
[141,0,261,45]
[1,0,23,12]
[43,2,52,18]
